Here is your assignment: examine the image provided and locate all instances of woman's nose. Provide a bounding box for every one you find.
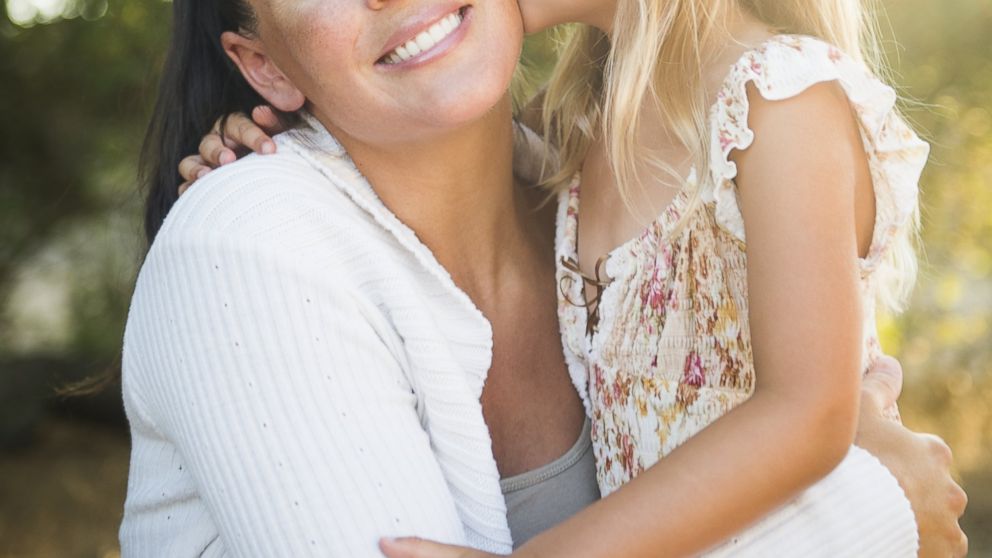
[365,0,389,10]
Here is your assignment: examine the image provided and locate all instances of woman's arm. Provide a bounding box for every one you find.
[123,224,467,556]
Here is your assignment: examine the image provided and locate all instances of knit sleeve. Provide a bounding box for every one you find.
[121,228,467,557]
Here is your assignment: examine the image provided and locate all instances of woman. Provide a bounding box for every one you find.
[124,0,591,554]
[140,1,965,557]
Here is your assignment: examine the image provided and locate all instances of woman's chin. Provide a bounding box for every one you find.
[405,71,514,129]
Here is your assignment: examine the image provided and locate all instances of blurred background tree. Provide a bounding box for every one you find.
[0,0,988,556]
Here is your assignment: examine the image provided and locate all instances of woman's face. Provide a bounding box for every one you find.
[246,0,524,147]
[516,0,618,33]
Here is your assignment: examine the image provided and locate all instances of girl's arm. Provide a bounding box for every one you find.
[122,216,467,556]
[384,80,869,558]
[382,364,967,558]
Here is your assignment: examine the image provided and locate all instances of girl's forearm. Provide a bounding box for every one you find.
[515,388,857,558]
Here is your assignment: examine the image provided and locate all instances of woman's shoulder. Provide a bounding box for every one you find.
[158,138,356,243]
[150,125,410,282]
[133,140,422,338]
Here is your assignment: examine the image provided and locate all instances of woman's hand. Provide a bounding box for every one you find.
[857,357,969,558]
[177,105,285,196]
[379,537,503,558]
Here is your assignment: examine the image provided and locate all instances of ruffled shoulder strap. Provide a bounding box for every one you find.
[705,35,928,273]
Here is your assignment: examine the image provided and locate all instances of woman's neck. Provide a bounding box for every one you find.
[320,95,543,300]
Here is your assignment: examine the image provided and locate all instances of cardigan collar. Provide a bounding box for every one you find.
[286,112,495,394]
[279,112,518,552]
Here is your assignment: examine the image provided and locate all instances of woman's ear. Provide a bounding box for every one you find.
[221,31,306,112]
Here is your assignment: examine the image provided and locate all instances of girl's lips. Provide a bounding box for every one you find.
[376,5,472,68]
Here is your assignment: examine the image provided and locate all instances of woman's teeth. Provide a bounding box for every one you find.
[384,11,463,64]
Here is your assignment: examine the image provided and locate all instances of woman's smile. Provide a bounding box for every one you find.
[377,5,472,68]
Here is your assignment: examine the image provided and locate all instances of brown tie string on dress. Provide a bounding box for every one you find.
[559,255,614,337]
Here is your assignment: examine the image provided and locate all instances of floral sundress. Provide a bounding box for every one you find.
[556,35,928,556]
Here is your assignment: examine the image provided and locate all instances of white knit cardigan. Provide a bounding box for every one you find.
[120,118,520,556]
[119,117,917,557]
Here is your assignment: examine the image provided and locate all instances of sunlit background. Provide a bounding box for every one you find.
[0,0,989,556]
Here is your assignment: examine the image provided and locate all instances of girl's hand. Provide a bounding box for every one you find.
[857,357,969,558]
[177,105,285,196]
[379,537,503,558]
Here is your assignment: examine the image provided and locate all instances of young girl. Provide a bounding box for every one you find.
[377,0,932,556]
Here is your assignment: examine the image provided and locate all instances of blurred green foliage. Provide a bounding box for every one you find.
[877,1,992,473]
[0,0,167,359]
[0,0,988,555]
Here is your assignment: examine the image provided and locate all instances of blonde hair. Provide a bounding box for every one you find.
[541,0,918,313]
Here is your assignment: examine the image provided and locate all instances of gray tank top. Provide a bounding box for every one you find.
[499,419,601,548]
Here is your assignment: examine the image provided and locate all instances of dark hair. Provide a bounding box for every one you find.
[139,0,297,245]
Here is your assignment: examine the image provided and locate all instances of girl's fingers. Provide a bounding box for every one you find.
[178,155,211,183]
[179,109,278,195]
[252,105,285,136]
[204,109,282,168]
[196,111,273,171]
[199,131,235,167]
[234,115,276,155]
[218,111,275,155]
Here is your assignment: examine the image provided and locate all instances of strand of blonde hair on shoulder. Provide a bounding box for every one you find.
[540,0,919,314]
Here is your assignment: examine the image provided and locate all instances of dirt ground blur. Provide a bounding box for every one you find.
[0,417,126,558]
